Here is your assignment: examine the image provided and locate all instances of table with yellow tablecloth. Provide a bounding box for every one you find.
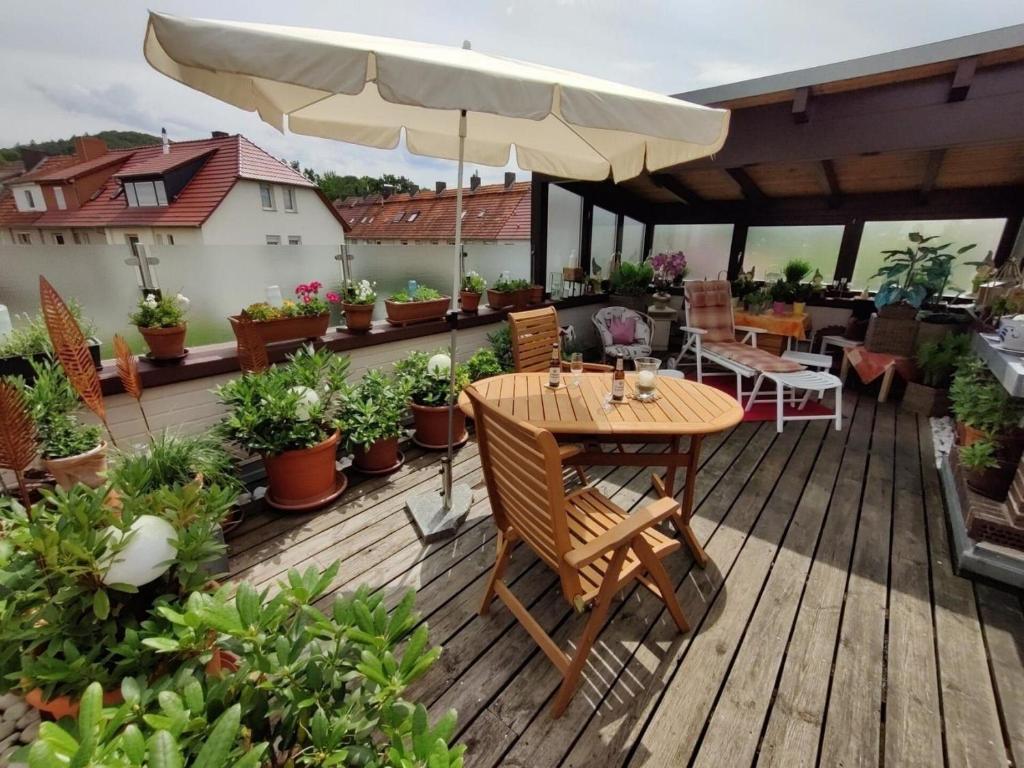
[734,310,812,342]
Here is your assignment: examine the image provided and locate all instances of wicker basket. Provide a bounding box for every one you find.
[865,314,918,356]
[901,382,950,416]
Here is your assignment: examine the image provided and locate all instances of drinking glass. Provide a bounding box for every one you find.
[570,353,583,385]
[633,357,661,401]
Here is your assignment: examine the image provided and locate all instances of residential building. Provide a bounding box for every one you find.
[0,134,349,246]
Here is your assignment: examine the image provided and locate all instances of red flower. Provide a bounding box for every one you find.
[302,294,311,304]
[326,292,340,303]
[309,280,322,292]
[295,283,308,295]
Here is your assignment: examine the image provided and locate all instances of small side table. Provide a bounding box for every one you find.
[647,304,678,352]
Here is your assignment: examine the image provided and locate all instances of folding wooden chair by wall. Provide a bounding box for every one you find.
[465,385,691,717]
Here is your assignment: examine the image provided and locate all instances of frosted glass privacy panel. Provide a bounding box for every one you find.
[621,216,646,264]
[151,244,342,347]
[546,184,582,291]
[652,224,733,281]
[591,206,616,279]
[742,225,844,282]
[851,218,1007,293]
[0,244,144,354]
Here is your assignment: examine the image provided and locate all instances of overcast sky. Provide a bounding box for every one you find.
[4,1,1023,187]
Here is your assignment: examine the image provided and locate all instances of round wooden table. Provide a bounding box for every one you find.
[459,371,743,566]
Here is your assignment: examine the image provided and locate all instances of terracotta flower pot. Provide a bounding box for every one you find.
[513,288,530,311]
[460,291,482,313]
[342,303,374,333]
[528,285,544,305]
[410,402,467,450]
[353,436,404,474]
[44,441,108,490]
[486,289,515,310]
[229,313,329,345]
[384,297,450,326]
[959,423,988,447]
[25,686,123,719]
[138,324,187,359]
[262,430,345,511]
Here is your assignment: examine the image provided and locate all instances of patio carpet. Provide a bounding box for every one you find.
[226,390,1024,768]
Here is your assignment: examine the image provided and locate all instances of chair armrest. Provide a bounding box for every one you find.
[564,496,680,570]
[734,325,764,335]
[679,325,707,335]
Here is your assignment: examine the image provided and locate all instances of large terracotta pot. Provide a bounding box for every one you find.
[959,423,988,447]
[513,288,530,311]
[353,436,404,474]
[486,289,515,310]
[410,403,467,450]
[528,285,544,305]
[26,686,123,719]
[44,441,108,490]
[342,303,374,333]
[262,430,345,511]
[138,324,187,359]
[384,297,450,326]
[229,313,330,345]
[460,291,482,313]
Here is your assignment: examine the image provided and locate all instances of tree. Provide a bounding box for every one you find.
[300,168,421,201]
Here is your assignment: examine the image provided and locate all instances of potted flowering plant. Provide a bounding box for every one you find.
[130,292,189,360]
[229,281,331,345]
[460,271,486,313]
[384,285,450,326]
[332,279,377,333]
[0,302,101,383]
[341,369,407,474]
[650,251,687,309]
[487,275,518,309]
[393,350,470,449]
[216,346,350,511]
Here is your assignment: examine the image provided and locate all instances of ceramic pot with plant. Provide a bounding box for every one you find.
[108,431,241,499]
[770,279,794,315]
[609,261,655,312]
[131,292,189,360]
[230,281,331,344]
[0,302,101,382]
[17,357,107,489]
[650,250,688,307]
[216,346,350,511]
[487,275,518,309]
[0,480,233,714]
[871,231,977,310]
[792,283,812,316]
[328,279,376,333]
[394,349,470,449]
[745,287,772,315]
[950,356,1024,451]
[342,369,407,474]
[460,271,486,313]
[959,439,1015,500]
[384,285,450,326]
[903,333,969,417]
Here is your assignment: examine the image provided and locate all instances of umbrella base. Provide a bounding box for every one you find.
[405,483,473,543]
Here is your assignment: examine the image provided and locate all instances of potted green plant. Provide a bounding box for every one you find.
[341,369,407,474]
[769,279,794,315]
[792,282,812,315]
[609,261,654,312]
[460,270,486,313]
[0,303,101,382]
[487,275,518,309]
[507,278,532,310]
[466,348,505,381]
[949,356,1024,455]
[384,285,450,325]
[959,439,1015,500]
[14,357,107,489]
[872,232,976,309]
[216,346,350,511]
[903,334,969,416]
[393,350,470,449]
[229,281,331,345]
[744,287,772,314]
[0,480,233,717]
[730,273,756,308]
[487,325,514,372]
[782,258,812,286]
[130,292,189,361]
[330,278,377,333]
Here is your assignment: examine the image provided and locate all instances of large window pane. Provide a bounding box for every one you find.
[652,224,733,281]
[742,225,844,282]
[590,206,616,280]
[851,218,1007,294]
[545,184,582,290]
[621,216,645,263]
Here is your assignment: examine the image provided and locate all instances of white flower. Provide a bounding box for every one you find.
[428,353,451,375]
[175,293,190,309]
[143,295,158,309]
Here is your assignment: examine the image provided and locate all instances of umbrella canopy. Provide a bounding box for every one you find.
[144,12,729,183]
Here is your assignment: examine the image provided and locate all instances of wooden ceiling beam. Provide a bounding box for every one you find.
[920,148,947,202]
[948,57,977,102]
[725,167,768,203]
[811,159,842,208]
[792,87,810,123]
[650,173,704,205]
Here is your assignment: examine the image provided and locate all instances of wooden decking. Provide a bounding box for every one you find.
[226,390,1024,768]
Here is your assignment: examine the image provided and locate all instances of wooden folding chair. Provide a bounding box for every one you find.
[465,385,690,717]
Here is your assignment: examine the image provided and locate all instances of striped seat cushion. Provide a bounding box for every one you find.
[704,342,804,373]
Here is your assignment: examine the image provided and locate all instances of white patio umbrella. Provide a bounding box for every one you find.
[143,12,730,538]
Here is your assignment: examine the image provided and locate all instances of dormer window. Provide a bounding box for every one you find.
[23,190,35,209]
[124,179,168,208]
[406,211,420,222]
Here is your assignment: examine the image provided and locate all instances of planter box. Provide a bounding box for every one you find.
[902,382,950,417]
[528,285,544,305]
[384,297,450,326]
[0,339,102,383]
[229,313,329,345]
[487,289,515,310]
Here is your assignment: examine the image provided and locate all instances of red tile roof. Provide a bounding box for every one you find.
[0,135,331,230]
[30,152,132,182]
[339,181,531,241]
[0,190,44,227]
[15,155,82,183]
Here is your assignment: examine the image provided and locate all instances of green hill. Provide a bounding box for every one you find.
[0,130,162,161]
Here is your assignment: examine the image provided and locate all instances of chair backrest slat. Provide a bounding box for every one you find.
[509,307,560,372]
[684,280,736,342]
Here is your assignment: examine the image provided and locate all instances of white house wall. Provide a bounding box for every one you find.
[200,180,346,246]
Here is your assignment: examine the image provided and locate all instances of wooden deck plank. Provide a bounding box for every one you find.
[883,411,943,768]
[756,397,876,768]
[918,417,1008,768]
[975,583,1024,768]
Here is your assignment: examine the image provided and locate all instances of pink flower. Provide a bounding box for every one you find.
[326,291,340,303]
[309,280,322,292]
[295,283,308,295]
[302,294,311,304]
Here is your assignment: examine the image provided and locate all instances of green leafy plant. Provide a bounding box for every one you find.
[394,350,470,406]
[487,326,514,372]
[510,278,530,290]
[745,288,772,313]
[340,369,407,451]
[389,286,444,303]
[11,357,102,459]
[959,439,1001,470]
[466,349,504,381]
[492,276,517,293]
[129,293,188,329]
[792,282,813,302]
[462,271,487,293]
[872,232,976,309]
[109,431,241,498]
[917,333,970,389]
[241,282,329,321]
[609,261,654,296]
[950,356,1024,435]
[730,275,757,300]
[769,279,794,303]
[0,481,233,700]
[0,302,97,360]
[782,259,812,285]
